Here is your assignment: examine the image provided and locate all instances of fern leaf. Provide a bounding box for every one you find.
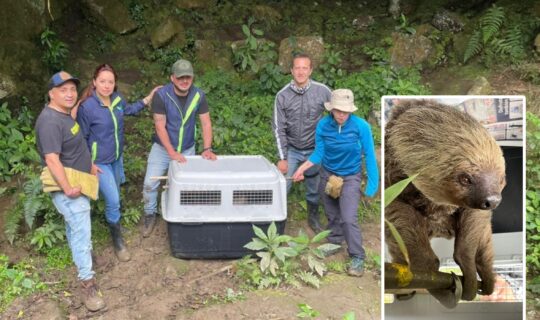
[23,197,41,229]
[4,207,23,244]
[464,30,483,63]
[298,271,320,288]
[480,5,505,43]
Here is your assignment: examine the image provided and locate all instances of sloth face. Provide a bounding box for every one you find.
[445,170,506,210]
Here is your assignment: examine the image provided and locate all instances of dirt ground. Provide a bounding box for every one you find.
[0,198,381,320]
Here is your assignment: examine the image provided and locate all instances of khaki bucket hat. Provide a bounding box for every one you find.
[324,89,358,112]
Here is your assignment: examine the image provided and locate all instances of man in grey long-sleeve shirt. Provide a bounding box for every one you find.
[272,53,332,233]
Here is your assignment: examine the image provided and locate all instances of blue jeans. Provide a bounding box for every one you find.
[286,147,320,205]
[143,143,195,216]
[50,192,94,281]
[96,156,126,224]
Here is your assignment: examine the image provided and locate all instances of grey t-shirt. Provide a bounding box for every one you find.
[35,106,92,173]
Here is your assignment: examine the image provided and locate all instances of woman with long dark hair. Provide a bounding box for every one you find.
[77,63,160,261]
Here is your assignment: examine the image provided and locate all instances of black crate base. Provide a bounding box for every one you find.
[167,220,286,259]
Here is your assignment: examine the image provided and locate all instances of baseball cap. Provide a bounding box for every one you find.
[48,71,80,90]
[171,59,194,78]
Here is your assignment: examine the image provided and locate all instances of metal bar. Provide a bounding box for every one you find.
[385,263,482,291]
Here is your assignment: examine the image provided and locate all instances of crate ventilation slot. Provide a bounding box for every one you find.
[233,190,273,205]
[180,190,221,205]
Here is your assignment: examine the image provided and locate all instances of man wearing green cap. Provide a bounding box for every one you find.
[35,71,106,311]
[142,59,216,237]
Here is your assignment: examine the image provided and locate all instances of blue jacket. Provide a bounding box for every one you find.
[152,83,204,152]
[309,114,379,197]
[77,90,145,164]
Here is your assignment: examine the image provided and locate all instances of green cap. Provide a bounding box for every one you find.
[171,59,194,78]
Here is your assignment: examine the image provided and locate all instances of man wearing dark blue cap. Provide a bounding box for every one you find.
[35,71,105,311]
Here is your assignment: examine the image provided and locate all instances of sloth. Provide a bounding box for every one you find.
[385,100,506,305]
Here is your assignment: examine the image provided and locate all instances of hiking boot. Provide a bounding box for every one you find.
[109,222,130,262]
[142,214,156,238]
[307,202,324,234]
[80,278,105,311]
[320,243,342,257]
[348,256,365,277]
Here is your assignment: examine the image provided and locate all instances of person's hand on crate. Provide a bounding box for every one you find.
[202,147,217,161]
[169,151,187,163]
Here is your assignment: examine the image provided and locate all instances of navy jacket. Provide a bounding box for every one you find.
[152,83,205,152]
[77,90,145,164]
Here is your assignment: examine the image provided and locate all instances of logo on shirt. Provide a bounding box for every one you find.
[71,123,80,135]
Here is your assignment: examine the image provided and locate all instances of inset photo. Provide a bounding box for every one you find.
[382,96,524,319]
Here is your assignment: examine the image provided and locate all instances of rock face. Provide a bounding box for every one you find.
[278,36,325,73]
[431,10,464,33]
[0,75,16,99]
[151,17,186,49]
[84,0,137,34]
[467,76,492,95]
[389,32,433,68]
[195,40,233,71]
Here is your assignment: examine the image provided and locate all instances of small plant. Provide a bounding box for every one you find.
[288,229,340,278]
[233,17,264,73]
[40,27,69,72]
[0,255,46,312]
[30,221,65,251]
[244,222,295,276]
[297,303,319,318]
[0,102,40,181]
[463,5,538,64]
[395,14,416,35]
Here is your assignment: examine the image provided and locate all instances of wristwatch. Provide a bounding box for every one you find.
[203,147,213,152]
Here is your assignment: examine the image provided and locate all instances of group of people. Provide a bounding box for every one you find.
[35,53,378,312]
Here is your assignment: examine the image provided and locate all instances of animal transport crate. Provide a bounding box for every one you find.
[161,155,287,259]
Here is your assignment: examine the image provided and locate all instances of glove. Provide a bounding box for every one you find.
[325,175,344,199]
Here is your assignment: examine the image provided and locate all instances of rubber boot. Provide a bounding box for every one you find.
[307,202,324,234]
[142,214,156,238]
[109,222,131,262]
[80,278,105,311]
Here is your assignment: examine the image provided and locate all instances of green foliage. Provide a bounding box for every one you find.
[121,205,142,227]
[244,223,295,276]
[233,17,265,73]
[464,5,537,65]
[335,65,430,118]
[297,303,319,318]
[395,14,416,35]
[0,102,39,181]
[342,312,356,320]
[313,45,345,88]
[129,1,148,28]
[40,27,69,72]
[238,223,336,289]
[45,244,72,270]
[30,221,64,251]
[0,255,46,312]
[144,45,186,75]
[526,112,540,275]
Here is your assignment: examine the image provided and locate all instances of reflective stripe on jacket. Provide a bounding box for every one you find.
[152,83,203,152]
[77,90,145,164]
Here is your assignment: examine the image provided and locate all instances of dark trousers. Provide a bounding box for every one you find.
[320,167,364,258]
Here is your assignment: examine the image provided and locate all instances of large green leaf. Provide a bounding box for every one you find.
[385,219,410,266]
[384,173,418,207]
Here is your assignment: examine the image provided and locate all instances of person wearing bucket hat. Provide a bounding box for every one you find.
[77,64,161,262]
[141,59,216,237]
[35,71,106,311]
[292,88,379,277]
[272,53,332,234]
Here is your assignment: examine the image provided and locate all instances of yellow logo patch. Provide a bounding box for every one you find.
[71,123,80,135]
